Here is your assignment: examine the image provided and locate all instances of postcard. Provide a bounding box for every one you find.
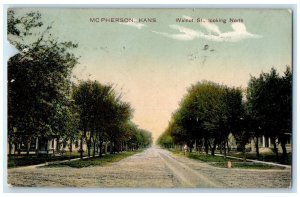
[6,8,293,189]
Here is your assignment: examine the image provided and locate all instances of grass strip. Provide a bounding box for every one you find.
[170,149,285,170]
[8,151,87,168]
[44,150,142,168]
[211,161,285,170]
[228,152,292,165]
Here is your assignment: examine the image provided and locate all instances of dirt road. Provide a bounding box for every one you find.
[7,147,291,188]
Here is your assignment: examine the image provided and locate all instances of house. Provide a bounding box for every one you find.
[7,134,115,156]
[249,135,292,153]
[227,133,292,153]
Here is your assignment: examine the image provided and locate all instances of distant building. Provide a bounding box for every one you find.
[8,134,112,156]
[249,135,292,153]
[227,133,292,153]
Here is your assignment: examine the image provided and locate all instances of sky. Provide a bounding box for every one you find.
[11,8,292,141]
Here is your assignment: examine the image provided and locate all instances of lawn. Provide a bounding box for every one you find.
[210,161,285,169]
[187,152,240,163]
[8,151,88,168]
[45,150,142,168]
[228,152,292,165]
[171,150,285,170]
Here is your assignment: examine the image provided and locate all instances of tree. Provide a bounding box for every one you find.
[8,10,152,159]
[73,80,112,158]
[232,102,251,161]
[246,67,292,161]
[159,81,243,157]
[278,67,292,162]
[219,87,243,156]
[184,82,226,156]
[91,83,122,157]
[58,98,80,156]
[74,80,138,157]
[138,129,152,148]
[246,75,265,159]
[8,10,78,156]
[106,100,132,154]
[157,122,174,149]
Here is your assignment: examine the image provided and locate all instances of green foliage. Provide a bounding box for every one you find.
[186,153,284,169]
[8,10,79,154]
[158,66,291,162]
[159,81,243,155]
[8,151,86,168]
[46,150,142,168]
[73,80,152,157]
[157,133,174,148]
[187,153,235,162]
[7,11,152,160]
[210,161,285,170]
[229,152,292,165]
[137,129,153,148]
[8,10,43,42]
[73,80,116,142]
[247,66,292,160]
[124,122,152,150]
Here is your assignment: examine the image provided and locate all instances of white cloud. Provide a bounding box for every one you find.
[183,16,221,35]
[119,18,145,29]
[182,15,193,20]
[153,17,262,42]
[200,22,262,42]
[152,25,200,41]
[199,19,222,35]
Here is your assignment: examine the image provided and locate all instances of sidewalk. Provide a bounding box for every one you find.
[215,154,291,169]
[11,156,90,170]
[10,152,116,169]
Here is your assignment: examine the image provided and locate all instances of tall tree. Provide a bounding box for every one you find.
[278,67,292,162]
[246,67,292,161]
[8,10,78,156]
[73,81,94,158]
[161,81,243,156]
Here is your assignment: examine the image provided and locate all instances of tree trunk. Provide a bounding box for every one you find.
[223,141,227,158]
[93,137,96,158]
[226,140,230,155]
[69,140,72,160]
[204,138,209,154]
[56,137,60,152]
[255,136,260,160]
[272,138,279,161]
[87,136,91,158]
[26,140,30,156]
[281,140,287,163]
[110,141,113,154]
[8,141,12,158]
[99,141,103,157]
[35,138,39,156]
[80,136,83,159]
[242,144,246,162]
[17,143,21,155]
[189,142,193,153]
[69,139,73,152]
[211,141,216,156]
[116,142,119,153]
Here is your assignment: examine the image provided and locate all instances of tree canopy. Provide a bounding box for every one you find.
[158,67,292,162]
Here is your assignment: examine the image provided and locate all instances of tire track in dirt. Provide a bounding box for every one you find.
[156,148,224,188]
